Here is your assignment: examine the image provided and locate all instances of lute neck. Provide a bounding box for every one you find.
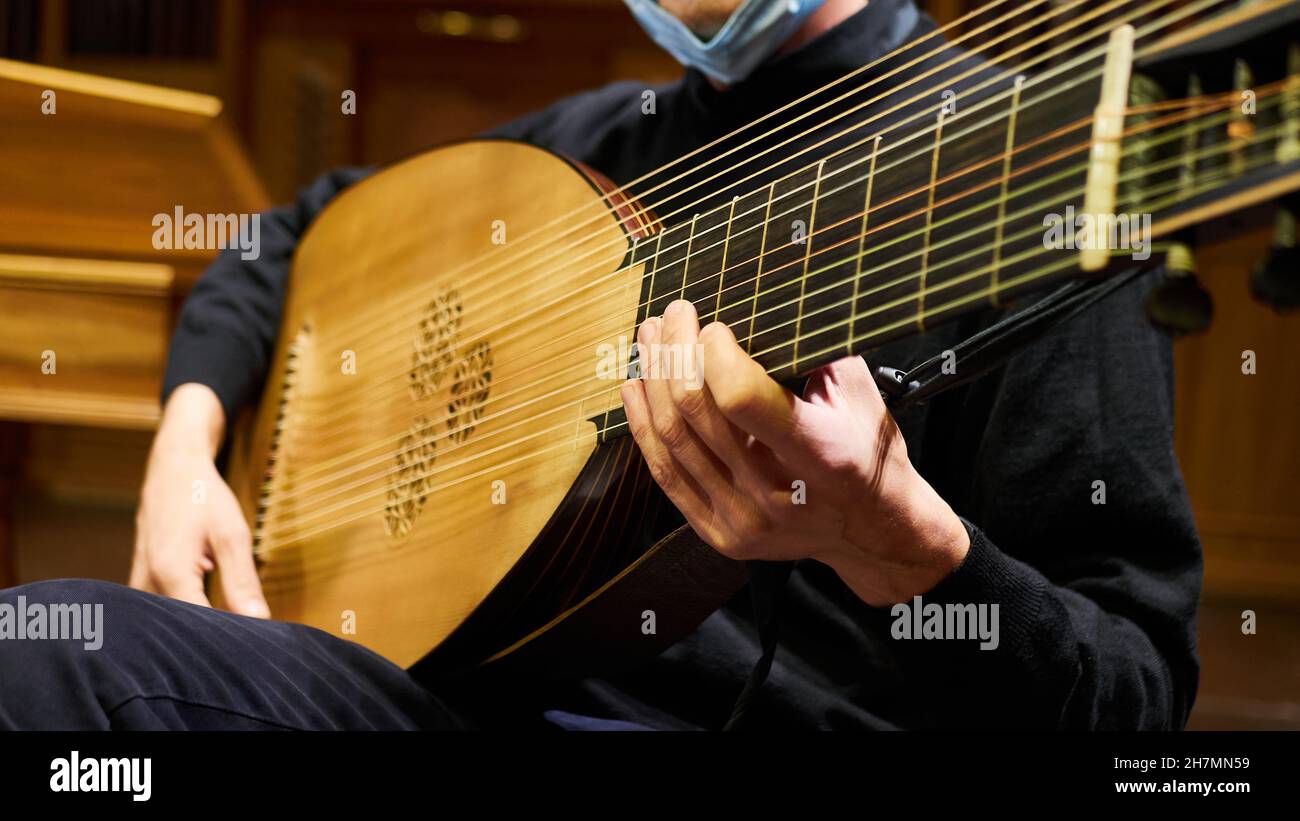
[590,3,1300,446]
[631,69,1100,384]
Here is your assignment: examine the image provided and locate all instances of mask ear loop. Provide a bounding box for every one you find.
[629,0,825,84]
[694,0,786,52]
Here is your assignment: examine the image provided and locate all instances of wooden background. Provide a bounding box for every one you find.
[0,0,1296,728]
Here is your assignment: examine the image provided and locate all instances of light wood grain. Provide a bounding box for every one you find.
[221,140,643,668]
[1174,209,1300,600]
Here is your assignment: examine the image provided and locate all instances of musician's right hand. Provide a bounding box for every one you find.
[130,383,270,618]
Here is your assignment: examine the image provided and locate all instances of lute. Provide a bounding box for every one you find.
[215,0,1300,677]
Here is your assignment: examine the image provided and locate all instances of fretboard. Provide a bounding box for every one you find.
[597,4,1300,443]
[631,72,1095,384]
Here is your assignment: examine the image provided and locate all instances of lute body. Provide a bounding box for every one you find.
[219,140,740,674]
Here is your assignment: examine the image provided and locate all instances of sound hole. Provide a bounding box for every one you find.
[409,288,462,400]
[447,340,493,444]
[388,290,493,538]
[384,416,438,538]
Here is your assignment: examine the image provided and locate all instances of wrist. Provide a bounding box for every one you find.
[907,497,971,592]
[821,475,971,606]
[156,383,226,459]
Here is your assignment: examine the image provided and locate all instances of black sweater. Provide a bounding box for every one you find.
[162,0,1202,730]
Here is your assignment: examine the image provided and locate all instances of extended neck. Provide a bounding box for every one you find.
[631,71,1088,382]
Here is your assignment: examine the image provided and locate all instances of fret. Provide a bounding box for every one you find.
[679,214,699,301]
[917,109,946,332]
[795,152,873,374]
[990,75,1025,308]
[851,135,933,357]
[792,159,827,369]
[640,230,665,323]
[749,167,822,381]
[647,218,692,319]
[625,231,665,399]
[920,75,1040,332]
[979,75,1091,307]
[681,207,730,323]
[746,182,777,353]
[848,136,882,355]
[714,195,738,324]
[715,187,771,337]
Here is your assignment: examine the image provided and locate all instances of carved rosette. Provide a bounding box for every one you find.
[409,288,462,400]
[447,340,493,444]
[384,415,438,538]
[386,288,492,538]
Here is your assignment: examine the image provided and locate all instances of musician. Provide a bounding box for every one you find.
[0,0,1201,730]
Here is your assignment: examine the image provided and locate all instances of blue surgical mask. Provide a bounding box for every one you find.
[624,0,829,86]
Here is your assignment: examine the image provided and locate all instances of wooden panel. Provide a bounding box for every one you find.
[246,0,679,200]
[0,56,268,264]
[1188,600,1300,730]
[1174,211,1300,600]
[0,253,173,428]
[10,423,151,585]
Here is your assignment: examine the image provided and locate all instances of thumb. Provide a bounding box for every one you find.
[803,355,887,412]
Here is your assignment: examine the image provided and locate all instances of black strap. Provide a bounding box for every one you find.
[721,269,1148,730]
[880,269,1146,410]
[723,560,796,731]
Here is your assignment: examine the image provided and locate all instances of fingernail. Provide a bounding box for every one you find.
[638,316,660,345]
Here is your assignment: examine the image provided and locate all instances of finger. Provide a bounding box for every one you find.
[803,355,887,413]
[210,520,270,619]
[152,562,212,609]
[638,310,733,498]
[621,377,720,542]
[128,539,153,592]
[699,321,818,473]
[660,303,779,489]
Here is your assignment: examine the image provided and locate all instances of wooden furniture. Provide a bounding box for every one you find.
[1178,212,1300,603]
[0,0,247,100]
[0,57,267,586]
[241,0,681,201]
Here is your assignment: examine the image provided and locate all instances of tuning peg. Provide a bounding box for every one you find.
[1251,203,1300,311]
[1146,242,1213,335]
[1252,247,1300,310]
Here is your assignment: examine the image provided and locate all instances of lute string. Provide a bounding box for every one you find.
[288,45,1249,477]
[297,0,1215,416]
[306,0,1145,358]
[256,113,1284,552]
[275,82,1262,502]
[304,0,1047,351]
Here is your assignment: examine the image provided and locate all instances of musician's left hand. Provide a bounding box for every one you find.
[621,299,970,607]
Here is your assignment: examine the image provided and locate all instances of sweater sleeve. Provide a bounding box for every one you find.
[890,269,1203,730]
[161,167,373,426]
